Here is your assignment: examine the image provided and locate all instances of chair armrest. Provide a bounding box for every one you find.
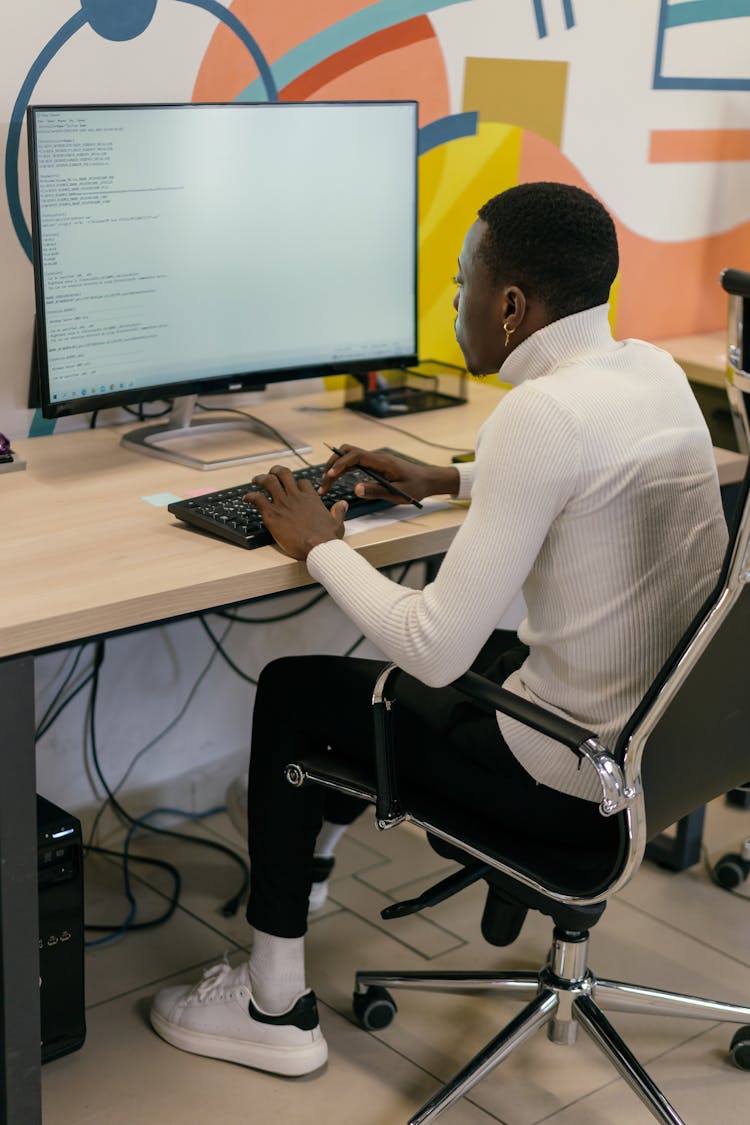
[329,663,636,830]
[450,671,637,817]
[451,670,597,756]
[285,662,407,830]
[371,663,407,828]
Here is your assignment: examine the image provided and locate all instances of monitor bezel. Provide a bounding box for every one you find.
[26,100,419,420]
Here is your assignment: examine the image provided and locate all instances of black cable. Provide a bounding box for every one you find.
[342,634,366,657]
[210,559,416,635]
[79,554,419,935]
[87,641,250,919]
[36,666,98,742]
[198,616,258,684]
[86,619,234,848]
[123,401,173,419]
[195,401,314,467]
[83,843,182,938]
[36,644,89,738]
[348,409,472,453]
[213,588,330,624]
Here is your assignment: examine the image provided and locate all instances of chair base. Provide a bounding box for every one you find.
[353,929,750,1124]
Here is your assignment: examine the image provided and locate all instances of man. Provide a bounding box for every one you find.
[150,182,727,1076]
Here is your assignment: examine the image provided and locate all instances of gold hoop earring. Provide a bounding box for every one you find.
[503,321,516,348]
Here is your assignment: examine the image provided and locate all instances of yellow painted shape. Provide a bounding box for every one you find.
[419,123,523,368]
[463,57,568,147]
[608,272,620,335]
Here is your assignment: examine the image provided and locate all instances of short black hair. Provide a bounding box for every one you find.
[477,182,619,321]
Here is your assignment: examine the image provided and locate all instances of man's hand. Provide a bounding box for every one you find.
[243,466,347,561]
[318,445,459,504]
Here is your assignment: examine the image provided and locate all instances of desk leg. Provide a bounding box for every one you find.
[0,655,41,1125]
[645,807,706,872]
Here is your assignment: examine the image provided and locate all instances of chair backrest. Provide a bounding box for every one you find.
[617,451,750,842]
[436,452,750,911]
[721,268,750,452]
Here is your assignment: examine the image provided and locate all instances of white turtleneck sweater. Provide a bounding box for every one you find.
[307,305,728,801]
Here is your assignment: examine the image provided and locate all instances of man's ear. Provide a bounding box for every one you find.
[502,285,526,330]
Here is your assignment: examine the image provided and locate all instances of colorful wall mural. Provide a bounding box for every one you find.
[3,0,750,435]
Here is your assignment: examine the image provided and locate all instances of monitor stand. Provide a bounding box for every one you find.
[120,395,312,471]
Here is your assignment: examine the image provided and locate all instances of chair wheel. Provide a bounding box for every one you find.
[730,1026,750,1069]
[352,986,397,1030]
[713,853,750,889]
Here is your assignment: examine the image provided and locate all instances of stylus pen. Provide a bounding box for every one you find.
[324,443,423,509]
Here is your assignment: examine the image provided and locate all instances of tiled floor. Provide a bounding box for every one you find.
[42,795,750,1124]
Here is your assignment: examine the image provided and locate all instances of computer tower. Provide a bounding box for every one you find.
[37,795,86,1062]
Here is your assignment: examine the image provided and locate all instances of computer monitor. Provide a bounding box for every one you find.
[26,101,418,468]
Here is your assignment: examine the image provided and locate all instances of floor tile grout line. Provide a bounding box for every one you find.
[527,1018,727,1124]
[321,897,468,959]
[84,947,247,1012]
[83,850,247,938]
[615,892,750,974]
[315,993,510,1124]
[356,860,461,897]
[349,871,473,946]
[83,820,747,1118]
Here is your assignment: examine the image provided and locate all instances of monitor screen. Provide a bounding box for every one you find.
[27,101,418,421]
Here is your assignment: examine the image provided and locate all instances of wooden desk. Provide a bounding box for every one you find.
[2,388,486,659]
[1,380,744,1123]
[654,331,727,390]
[0,383,492,1125]
[654,333,748,480]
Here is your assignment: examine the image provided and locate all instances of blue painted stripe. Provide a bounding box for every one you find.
[654,74,750,89]
[4,14,87,438]
[237,0,469,102]
[418,112,478,155]
[562,0,576,29]
[4,12,86,263]
[653,0,669,88]
[176,0,278,100]
[664,0,750,29]
[532,0,548,38]
[28,410,57,438]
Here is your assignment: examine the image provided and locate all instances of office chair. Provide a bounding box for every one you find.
[711,268,750,895]
[286,449,750,1124]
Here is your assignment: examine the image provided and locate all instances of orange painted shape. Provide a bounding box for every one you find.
[193,1,448,129]
[287,40,448,127]
[650,130,750,163]
[194,0,382,103]
[520,130,750,339]
[282,16,433,101]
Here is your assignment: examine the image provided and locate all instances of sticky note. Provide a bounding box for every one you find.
[142,492,182,507]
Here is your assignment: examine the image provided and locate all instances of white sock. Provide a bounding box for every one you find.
[314,819,349,859]
[248,929,306,1015]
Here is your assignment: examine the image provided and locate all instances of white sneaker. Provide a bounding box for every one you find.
[224,777,333,914]
[150,959,328,1077]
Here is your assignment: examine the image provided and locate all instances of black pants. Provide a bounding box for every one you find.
[245,631,606,938]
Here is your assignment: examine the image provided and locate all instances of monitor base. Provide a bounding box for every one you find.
[120,396,312,470]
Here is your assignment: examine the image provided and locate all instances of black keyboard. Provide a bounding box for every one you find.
[167,461,393,549]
